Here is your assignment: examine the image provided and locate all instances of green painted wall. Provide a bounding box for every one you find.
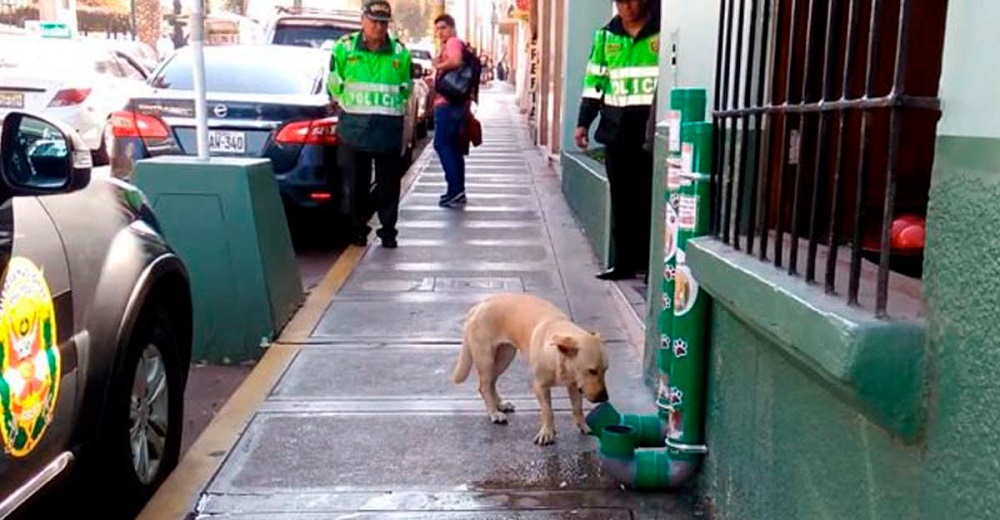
[559,0,613,152]
[920,137,1000,519]
[703,309,923,519]
[655,0,720,119]
[937,0,1000,138]
[670,0,1000,519]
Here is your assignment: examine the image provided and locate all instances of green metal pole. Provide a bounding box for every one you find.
[666,121,713,458]
[658,88,707,422]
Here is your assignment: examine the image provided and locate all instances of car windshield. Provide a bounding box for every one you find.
[150,49,323,94]
[411,50,432,60]
[272,24,355,48]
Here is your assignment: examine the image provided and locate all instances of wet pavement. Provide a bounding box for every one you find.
[184,87,700,519]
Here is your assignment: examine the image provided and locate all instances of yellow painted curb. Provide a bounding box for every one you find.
[135,343,298,520]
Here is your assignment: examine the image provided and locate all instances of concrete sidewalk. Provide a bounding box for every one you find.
[147,87,700,520]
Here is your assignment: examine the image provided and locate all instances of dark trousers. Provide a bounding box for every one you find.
[434,103,467,197]
[338,145,403,240]
[604,145,654,273]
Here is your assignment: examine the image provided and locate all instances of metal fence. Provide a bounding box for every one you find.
[709,0,946,317]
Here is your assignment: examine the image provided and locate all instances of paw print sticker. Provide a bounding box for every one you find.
[669,387,684,406]
[664,264,676,281]
[673,338,688,358]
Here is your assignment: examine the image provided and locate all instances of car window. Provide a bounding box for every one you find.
[150,50,325,95]
[95,57,126,77]
[272,23,355,48]
[411,50,432,60]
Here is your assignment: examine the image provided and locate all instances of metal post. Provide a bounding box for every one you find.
[191,0,209,161]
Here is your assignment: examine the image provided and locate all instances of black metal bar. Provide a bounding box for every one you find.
[711,0,730,237]
[757,0,784,262]
[727,0,750,250]
[849,0,887,306]
[746,0,775,257]
[788,0,826,276]
[806,0,844,283]
[875,0,914,317]
[720,0,739,244]
[774,0,803,268]
[711,94,940,117]
[825,0,864,294]
[736,0,763,255]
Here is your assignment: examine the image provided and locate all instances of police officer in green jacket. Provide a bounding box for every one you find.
[329,0,412,248]
[575,0,659,280]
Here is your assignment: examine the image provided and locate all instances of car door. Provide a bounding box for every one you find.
[0,190,77,511]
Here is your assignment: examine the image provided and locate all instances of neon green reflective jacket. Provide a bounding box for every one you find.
[577,16,660,146]
[329,32,412,153]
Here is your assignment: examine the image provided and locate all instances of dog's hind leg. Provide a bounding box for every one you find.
[492,344,517,414]
[474,343,511,424]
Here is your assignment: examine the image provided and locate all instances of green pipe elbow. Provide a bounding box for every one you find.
[587,402,667,448]
[622,413,666,448]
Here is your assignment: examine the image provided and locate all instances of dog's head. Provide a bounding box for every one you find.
[553,332,609,403]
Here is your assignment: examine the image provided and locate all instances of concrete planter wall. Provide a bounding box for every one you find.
[561,150,613,268]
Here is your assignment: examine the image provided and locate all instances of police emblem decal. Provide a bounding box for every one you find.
[0,257,60,458]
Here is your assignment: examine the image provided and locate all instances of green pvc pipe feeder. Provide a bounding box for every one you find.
[588,95,713,490]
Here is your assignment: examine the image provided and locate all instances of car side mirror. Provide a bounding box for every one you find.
[0,112,92,197]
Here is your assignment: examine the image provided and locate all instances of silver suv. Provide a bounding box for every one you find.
[264,7,362,49]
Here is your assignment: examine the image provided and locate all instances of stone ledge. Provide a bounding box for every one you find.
[561,151,612,268]
[687,237,927,441]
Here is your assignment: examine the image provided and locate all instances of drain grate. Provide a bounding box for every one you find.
[433,277,524,293]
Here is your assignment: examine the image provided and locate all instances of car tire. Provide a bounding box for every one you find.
[84,305,184,516]
[416,120,428,139]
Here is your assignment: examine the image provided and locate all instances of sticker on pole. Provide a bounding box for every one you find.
[663,204,678,261]
[667,110,681,153]
[681,142,694,175]
[673,264,700,316]
[667,156,683,191]
[678,194,698,231]
[0,257,60,458]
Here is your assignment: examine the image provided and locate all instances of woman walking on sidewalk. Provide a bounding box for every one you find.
[432,14,473,208]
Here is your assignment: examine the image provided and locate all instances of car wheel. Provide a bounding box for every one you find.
[86,305,184,515]
[416,119,428,139]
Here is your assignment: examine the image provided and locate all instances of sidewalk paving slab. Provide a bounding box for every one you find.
[183,86,701,520]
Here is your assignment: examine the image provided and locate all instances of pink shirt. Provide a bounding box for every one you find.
[434,37,466,107]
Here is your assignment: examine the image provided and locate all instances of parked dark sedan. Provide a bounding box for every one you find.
[0,112,192,517]
[110,44,341,213]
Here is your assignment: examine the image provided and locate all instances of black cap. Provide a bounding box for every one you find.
[363,0,392,21]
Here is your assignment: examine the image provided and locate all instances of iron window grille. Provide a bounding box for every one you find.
[709,0,948,317]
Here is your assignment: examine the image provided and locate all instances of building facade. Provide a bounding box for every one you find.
[555,0,1000,518]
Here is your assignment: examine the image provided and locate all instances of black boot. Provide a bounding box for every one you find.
[596,267,637,280]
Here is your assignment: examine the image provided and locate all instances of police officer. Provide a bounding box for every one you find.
[575,0,659,280]
[329,0,412,248]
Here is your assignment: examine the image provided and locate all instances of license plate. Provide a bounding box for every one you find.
[0,92,24,109]
[208,130,246,154]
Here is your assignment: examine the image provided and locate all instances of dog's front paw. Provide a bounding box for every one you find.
[534,426,556,445]
[575,420,591,435]
[498,401,516,413]
[489,411,509,424]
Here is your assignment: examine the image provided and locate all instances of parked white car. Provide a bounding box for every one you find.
[0,36,150,165]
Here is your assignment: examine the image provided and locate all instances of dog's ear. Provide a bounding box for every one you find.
[554,335,579,358]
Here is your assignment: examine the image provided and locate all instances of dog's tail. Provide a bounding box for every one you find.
[452,301,482,384]
[452,341,473,384]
